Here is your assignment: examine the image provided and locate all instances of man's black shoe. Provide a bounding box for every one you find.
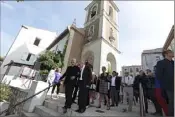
[110,104,115,107]
[78,109,85,113]
[152,112,162,116]
[75,109,81,113]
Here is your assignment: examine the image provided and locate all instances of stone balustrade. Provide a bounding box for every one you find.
[7,86,29,116]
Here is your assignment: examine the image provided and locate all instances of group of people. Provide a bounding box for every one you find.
[121,49,174,116]
[130,49,174,116]
[47,59,122,113]
[46,49,174,116]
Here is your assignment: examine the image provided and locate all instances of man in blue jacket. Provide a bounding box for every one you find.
[156,50,174,116]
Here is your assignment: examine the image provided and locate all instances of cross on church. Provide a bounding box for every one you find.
[72,19,76,26]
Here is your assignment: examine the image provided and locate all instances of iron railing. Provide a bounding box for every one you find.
[139,83,146,117]
[0,84,55,116]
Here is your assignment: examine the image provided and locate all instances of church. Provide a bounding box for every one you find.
[47,0,121,75]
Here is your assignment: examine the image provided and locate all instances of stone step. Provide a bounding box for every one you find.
[3,115,18,117]
[34,106,61,117]
[21,111,40,117]
[44,99,78,113]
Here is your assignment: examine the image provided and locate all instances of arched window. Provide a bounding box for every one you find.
[87,25,94,41]
[90,4,98,19]
[109,6,113,18]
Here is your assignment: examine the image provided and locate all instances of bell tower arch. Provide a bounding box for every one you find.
[82,0,120,74]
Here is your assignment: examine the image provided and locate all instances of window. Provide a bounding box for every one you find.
[130,68,133,73]
[136,68,139,72]
[26,53,32,61]
[109,6,113,18]
[34,38,40,46]
[90,5,97,19]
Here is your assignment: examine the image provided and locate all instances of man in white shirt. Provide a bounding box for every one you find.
[121,72,134,112]
[76,60,92,113]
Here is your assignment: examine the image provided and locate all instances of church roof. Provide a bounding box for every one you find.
[21,25,57,35]
[47,25,85,50]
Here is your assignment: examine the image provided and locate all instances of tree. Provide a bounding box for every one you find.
[38,50,64,75]
[38,38,68,77]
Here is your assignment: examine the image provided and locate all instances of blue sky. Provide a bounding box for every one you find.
[1,1,174,71]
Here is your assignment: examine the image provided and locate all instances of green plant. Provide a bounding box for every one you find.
[0,56,4,62]
[0,83,11,102]
[38,50,64,75]
[39,70,49,75]
[38,40,68,75]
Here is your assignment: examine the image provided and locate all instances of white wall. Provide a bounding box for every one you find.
[142,53,163,72]
[1,26,57,75]
[50,34,69,53]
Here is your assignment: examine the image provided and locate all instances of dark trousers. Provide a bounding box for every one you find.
[65,82,75,108]
[166,90,174,116]
[143,92,148,112]
[110,87,119,105]
[134,90,139,103]
[147,89,162,113]
[51,83,60,94]
[86,88,90,106]
[72,85,79,102]
[78,80,88,110]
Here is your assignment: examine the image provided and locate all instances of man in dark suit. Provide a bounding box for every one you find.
[156,50,174,116]
[60,58,80,113]
[110,71,121,107]
[76,60,92,113]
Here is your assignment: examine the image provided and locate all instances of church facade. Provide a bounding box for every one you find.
[47,0,120,75]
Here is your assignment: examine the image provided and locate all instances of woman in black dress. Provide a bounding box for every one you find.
[97,66,110,110]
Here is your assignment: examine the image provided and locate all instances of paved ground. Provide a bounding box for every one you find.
[47,93,156,117]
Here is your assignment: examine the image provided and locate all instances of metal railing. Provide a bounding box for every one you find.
[0,84,55,116]
[139,83,146,117]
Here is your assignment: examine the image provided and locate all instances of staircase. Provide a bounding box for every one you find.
[5,93,156,117]
[18,93,143,117]
[20,94,104,117]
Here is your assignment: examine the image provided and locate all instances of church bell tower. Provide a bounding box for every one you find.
[81,0,120,74]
